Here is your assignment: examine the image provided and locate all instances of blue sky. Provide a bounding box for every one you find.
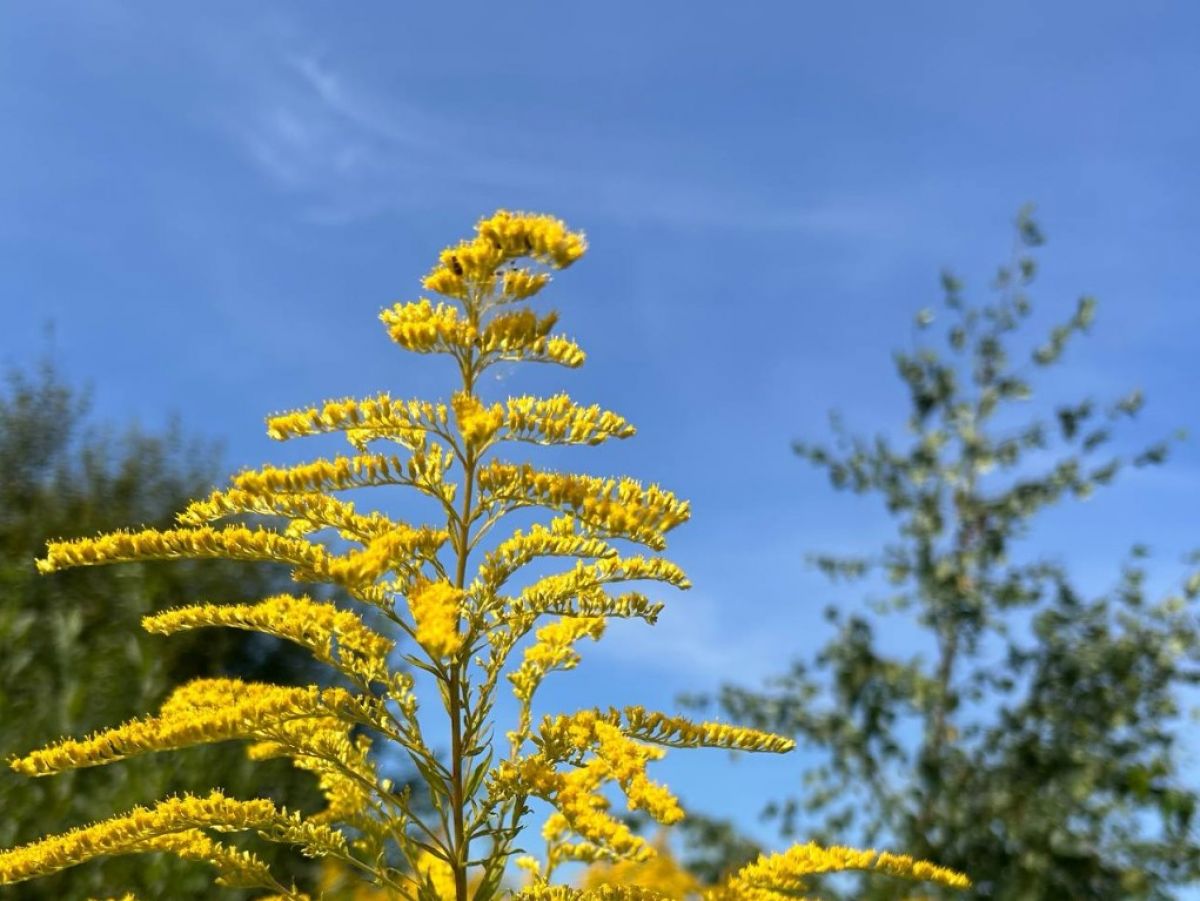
[4,0,1200,866]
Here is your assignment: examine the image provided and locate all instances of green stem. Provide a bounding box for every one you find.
[449,317,480,901]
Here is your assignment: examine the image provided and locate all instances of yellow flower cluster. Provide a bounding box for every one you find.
[544,761,653,861]
[179,488,399,541]
[158,676,249,714]
[422,265,469,300]
[505,394,635,447]
[324,524,450,588]
[37,522,450,598]
[248,717,377,828]
[477,463,691,550]
[381,211,589,373]
[482,308,555,349]
[36,526,330,577]
[534,336,588,369]
[452,391,506,449]
[538,708,796,758]
[505,557,686,626]
[711,843,970,898]
[380,298,472,355]
[380,301,586,369]
[0,791,341,885]
[502,762,658,865]
[492,718,688,865]
[519,557,690,611]
[421,210,586,302]
[501,268,551,300]
[233,447,455,506]
[591,722,682,823]
[475,210,587,269]
[479,309,587,368]
[415,848,458,899]
[234,453,414,497]
[509,616,606,705]
[265,392,448,448]
[143,594,393,684]
[421,261,551,308]
[515,886,670,901]
[407,579,465,658]
[477,517,617,594]
[131,830,274,889]
[11,680,349,776]
[622,707,796,755]
[516,589,664,624]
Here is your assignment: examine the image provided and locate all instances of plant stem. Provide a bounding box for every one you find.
[449,328,479,901]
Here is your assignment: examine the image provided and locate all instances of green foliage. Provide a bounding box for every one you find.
[706,210,1200,898]
[0,361,324,899]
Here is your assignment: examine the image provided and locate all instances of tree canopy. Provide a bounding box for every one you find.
[707,211,1200,899]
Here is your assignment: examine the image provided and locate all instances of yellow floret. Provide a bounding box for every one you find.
[452,391,505,450]
[407,580,465,659]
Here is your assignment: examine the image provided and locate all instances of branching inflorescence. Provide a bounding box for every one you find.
[2,211,969,899]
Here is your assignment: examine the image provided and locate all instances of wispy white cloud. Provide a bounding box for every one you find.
[223,50,913,236]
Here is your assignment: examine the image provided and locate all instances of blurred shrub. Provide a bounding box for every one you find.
[0,361,323,899]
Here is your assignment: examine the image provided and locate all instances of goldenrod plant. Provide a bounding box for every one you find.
[0,212,969,899]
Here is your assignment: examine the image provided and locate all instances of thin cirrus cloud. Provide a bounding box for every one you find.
[226,52,908,238]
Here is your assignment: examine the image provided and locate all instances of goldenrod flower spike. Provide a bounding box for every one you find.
[422,211,586,307]
[381,298,474,355]
[514,884,671,900]
[178,487,405,542]
[709,842,970,899]
[509,616,606,707]
[36,525,332,576]
[476,516,618,595]
[131,830,276,889]
[143,594,394,685]
[9,211,967,898]
[476,462,691,550]
[265,392,448,448]
[504,393,636,447]
[0,791,342,885]
[478,309,587,368]
[10,680,352,777]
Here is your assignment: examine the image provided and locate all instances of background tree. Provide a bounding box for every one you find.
[705,210,1200,898]
[0,360,324,900]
